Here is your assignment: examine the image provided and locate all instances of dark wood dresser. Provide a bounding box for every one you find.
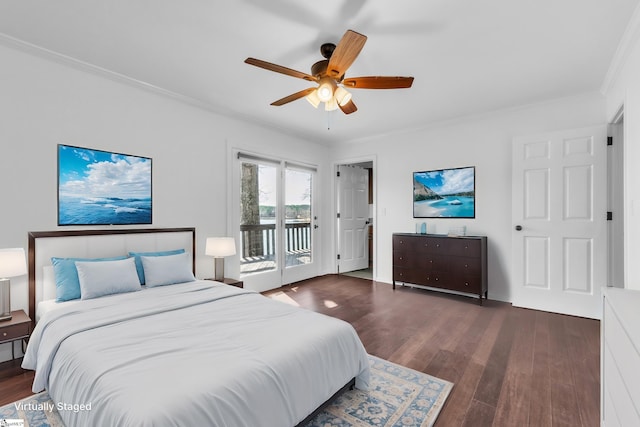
[392,233,488,304]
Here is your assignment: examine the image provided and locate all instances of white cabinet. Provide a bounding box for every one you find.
[601,287,640,426]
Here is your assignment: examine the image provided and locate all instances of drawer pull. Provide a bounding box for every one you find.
[465,264,468,268]
[2,332,6,337]
[465,282,469,286]
[436,244,440,247]
[435,277,439,281]
[399,257,403,260]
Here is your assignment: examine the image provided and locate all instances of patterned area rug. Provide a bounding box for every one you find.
[0,355,452,427]
[306,356,453,426]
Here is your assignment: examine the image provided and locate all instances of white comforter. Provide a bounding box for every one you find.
[23,280,370,427]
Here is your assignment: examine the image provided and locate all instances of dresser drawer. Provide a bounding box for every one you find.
[394,235,449,254]
[447,239,481,257]
[393,267,428,286]
[393,267,446,288]
[446,276,483,294]
[394,252,448,272]
[392,235,422,252]
[393,251,425,268]
[446,256,481,275]
[0,322,30,343]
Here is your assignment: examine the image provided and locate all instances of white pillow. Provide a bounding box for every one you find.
[141,252,196,288]
[76,257,141,300]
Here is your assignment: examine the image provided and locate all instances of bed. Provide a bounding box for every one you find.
[23,228,370,427]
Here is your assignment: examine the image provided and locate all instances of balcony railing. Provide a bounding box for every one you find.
[240,222,311,273]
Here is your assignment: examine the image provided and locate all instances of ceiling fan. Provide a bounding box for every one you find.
[244,29,414,114]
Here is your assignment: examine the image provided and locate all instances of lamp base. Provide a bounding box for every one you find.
[0,278,11,322]
[214,257,225,282]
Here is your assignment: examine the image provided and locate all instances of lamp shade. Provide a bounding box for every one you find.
[317,78,335,102]
[324,97,339,111]
[305,90,321,108]
[205,237,236,257]
[0,248,27,278]
[334,86,352,106]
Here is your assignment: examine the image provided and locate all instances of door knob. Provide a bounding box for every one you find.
[515,225,523,231]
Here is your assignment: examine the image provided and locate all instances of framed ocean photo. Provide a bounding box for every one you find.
[413,166,475,218]
[58,144,152,225]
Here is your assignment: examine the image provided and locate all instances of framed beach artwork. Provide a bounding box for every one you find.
[413,166,475,218]
[57,144,152,225]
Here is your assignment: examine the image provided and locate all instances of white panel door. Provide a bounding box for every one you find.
[511,126,607,319]
[337,165,369,273]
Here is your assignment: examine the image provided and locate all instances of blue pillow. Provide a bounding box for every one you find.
[128,249,185,284]
[51,256,128,302]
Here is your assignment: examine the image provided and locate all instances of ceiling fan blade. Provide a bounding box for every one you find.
[339,99,358,115]
[271,88,317,106]
[343,76,414,89]
[245,58,317,82]
[326,30,367,79]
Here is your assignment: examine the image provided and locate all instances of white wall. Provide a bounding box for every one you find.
[331,92,607,302]
[604,10,640,290]
[0,25,626,365]
[0,43,330,360]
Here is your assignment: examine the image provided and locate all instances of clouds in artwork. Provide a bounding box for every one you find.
[59,148,151,200]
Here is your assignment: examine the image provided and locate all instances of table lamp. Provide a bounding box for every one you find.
[205,237,236,282]
[0,248,27,322]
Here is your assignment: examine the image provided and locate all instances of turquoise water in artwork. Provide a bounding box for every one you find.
[58,145,152,225]
[59,196,152,225]
[414,196,474,218]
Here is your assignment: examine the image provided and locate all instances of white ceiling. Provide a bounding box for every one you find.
[0,0,637,145]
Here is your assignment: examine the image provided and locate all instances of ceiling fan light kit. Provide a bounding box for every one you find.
[244,29,414,116]
[317,77,336,102]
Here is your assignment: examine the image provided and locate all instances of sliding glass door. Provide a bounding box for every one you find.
[239,160,279,276]
[234,152,317,291]
[282,165,316,284]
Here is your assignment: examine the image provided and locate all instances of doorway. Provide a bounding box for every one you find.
[233,151,318,292]
[608,112,624,287]
[511,125,607,319]
[336,161,374,280]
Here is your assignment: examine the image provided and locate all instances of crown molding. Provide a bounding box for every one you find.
[0,32,230,114]
[0,32,335,145]
[601,3,640,95]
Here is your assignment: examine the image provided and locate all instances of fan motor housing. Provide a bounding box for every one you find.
[311,60,329,78]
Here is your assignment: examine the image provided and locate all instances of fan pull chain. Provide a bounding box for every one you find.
[326,110,334,130]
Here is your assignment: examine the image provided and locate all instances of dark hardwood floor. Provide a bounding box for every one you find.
[265,275,600,427]
[0,274,600,426]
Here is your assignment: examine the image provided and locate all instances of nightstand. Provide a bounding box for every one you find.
[204,278,244,288]
[0,310,31,360]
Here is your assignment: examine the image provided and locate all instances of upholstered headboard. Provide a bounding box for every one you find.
[27,227,196,325]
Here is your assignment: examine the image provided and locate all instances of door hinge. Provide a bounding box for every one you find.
[337,213,340,218]
[337,170,341,177]
[337,254,341,260]
[607,136,613,146]
[607,211,613,221]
